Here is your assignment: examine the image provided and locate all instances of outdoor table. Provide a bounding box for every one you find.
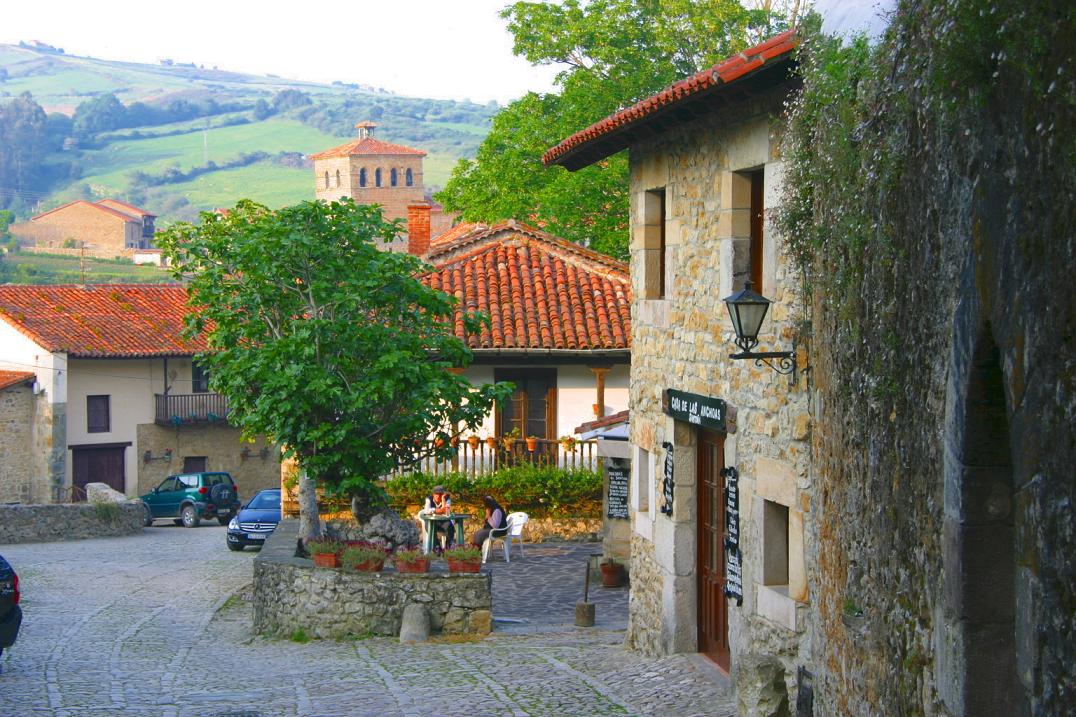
[419,513,472,554]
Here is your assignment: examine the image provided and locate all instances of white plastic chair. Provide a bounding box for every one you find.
[482,511,528,563]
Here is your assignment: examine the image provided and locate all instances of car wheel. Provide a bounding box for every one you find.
[227,541,244,552]
[141,502,153,527]
[217,516,231,526]
[181,505,200,528]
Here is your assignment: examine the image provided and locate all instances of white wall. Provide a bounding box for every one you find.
[0,320,65,403]
[66,357,169,494]
[459,362,628,438]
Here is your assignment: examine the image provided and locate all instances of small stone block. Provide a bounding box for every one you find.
[575,601,596,627]
[399,603,430,643]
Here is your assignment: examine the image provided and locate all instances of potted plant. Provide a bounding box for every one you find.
[342,543,388,572]
[485,436,497,451]
[468,435,481,450]
[525,435,539,451]
[444,545,482,573]
[306,538,343,568]
[500,426,521,453]
[599,558,627,587]
[393,547,430,573]
[558,435,578,452]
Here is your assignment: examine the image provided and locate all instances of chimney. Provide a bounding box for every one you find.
[407,203,431,256]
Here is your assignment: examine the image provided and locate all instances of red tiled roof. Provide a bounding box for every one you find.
[574,409,629,435]
[0,284,206,358]
[32,200,141,224]
[96,198,155,217]
[309,137,427,160]
[543,29,799,169]
[0,370,35,391]
[422,221,631,352]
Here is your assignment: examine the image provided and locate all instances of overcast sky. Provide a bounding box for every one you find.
[0,0,561,104]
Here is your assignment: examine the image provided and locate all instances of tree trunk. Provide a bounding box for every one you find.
[297,470,322,540]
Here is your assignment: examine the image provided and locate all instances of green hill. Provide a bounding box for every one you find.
[0,42,494,224]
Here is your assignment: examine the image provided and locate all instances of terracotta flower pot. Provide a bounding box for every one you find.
[313,553,340,568]
[395,558,431,573]
[468,436,480,450]
[447,558,482,574]
[348,558,385,572]
[485,437,497,450]
[600,562,626,587]
[526,437,538,451]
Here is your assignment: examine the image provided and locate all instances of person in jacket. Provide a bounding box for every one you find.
[471,495,509,551]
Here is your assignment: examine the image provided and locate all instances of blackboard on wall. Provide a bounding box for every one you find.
[606,463,630,520]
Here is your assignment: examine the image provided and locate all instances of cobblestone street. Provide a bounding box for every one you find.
[0,527,733,717]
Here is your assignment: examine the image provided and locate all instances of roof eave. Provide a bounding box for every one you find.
[550,53,799,172]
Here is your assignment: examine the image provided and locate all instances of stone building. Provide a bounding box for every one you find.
[10,199,156,257]
[546,29,810,704]
[309,121,455,240]
[0,370,47,504]
[0,284,280,503]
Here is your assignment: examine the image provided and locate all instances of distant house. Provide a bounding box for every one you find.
[419,220,631,455]
[0,284,280,503]
[10,199,156,257]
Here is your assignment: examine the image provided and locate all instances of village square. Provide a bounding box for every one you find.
[0,1,1071,715]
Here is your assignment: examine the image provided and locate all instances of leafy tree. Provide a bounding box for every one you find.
[72,93,128,136]
[0,93,50,211]
[157,199,512,538]
[271,89,312,112]
[252,98,274,120]
[437,0,783,259]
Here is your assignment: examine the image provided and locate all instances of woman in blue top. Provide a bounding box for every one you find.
[471,495,509,549]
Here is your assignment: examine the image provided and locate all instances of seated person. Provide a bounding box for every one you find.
[422,485,455,550]
[471,495,509,550]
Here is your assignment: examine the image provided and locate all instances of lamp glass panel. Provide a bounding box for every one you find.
[735,300,770,340]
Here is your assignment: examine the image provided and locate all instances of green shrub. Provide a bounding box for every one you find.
[92,501,121,523]
[443,545,481,561]
[382,464,601,517]
[304,538,342,555]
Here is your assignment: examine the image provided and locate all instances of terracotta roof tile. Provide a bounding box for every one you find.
[0,370,35,391]
[32,200,141,224]
[574,409,629,434]
[0,284,205,358]
[543,29,799,169]
[309,137,427,160]
[422,222,630,352]
[95,198,155,217]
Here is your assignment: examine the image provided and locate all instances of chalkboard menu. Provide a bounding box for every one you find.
[606,462,630,520]
[660,442,674,516]
[722,466,743,605]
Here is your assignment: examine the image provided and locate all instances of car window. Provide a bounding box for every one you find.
[179,475,199,489]
[247,492,280,510]
[203,473,233,487]
[158,477,180,492]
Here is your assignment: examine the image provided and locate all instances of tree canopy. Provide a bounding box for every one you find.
[157,199,512,502]
[436,0,786,260]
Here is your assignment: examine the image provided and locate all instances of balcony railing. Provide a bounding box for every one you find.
[154,393,230,426]
[386,437,601,479]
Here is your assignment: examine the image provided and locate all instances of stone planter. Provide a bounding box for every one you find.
[313,553,340,568]
[600,562,626,587]
[395,558,431,573]
[447,558,481,573]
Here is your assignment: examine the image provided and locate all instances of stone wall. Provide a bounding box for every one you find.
[622,82,811,702]
[10,202,143,254]
[136,424,280,497]
[0,381,35,503]
[253,520,492,639]
[0,501,144,544]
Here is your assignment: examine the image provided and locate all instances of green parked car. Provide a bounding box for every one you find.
[140,472,241,528]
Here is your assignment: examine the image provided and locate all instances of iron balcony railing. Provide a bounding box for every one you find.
[154,393,230,426]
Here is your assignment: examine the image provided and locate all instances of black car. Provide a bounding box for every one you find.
[0,554,22,661]
[226,489,282,551]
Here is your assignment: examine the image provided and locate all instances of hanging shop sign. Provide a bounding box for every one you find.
[660,441,674,516]
[662,389,727,433]
[606,461,630,520]
[722,466,743,605]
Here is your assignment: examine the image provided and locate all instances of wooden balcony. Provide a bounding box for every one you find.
[387,437,601,479]
[154,393,230,426]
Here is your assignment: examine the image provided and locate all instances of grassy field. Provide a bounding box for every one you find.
[0,251,175,285]
[159,163,314,211]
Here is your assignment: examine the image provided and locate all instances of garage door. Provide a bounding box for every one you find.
[72,445,127,500]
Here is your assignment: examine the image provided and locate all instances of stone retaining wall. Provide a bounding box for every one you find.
[253,519,492,640]
[0,501,145,544]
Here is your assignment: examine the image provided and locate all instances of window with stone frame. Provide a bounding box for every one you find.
[375,168,382,187]
[632,445,651,513]
[335,169,341,187]
[324,171,330,189]
[405,168,413,186]
[391,168,398,186]
[761,499,789,587]
[640,188,667,299]
[359,168,367,187]
[731,168,765,293]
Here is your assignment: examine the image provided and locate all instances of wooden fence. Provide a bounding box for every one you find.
[387,438,601,478]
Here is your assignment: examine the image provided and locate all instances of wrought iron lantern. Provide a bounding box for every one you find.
[722,281,796,378]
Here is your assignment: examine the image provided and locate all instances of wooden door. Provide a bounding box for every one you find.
[697,429,730,669]
[183,456,207,473]
[72,446,126,500]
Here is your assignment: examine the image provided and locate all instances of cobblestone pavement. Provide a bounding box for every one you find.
[0,527,733,717]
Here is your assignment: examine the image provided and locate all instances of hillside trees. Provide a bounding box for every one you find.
[157,199,512,538]
[437,0,786,259]
[0,93,77,212]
